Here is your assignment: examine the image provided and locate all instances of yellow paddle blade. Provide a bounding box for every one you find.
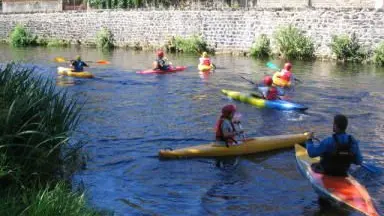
[54,57,67,63]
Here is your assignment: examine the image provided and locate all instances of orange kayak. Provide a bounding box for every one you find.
[295,144,379,216]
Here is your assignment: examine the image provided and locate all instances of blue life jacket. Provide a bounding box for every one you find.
[320,134,354,176]
[72,60,86,72]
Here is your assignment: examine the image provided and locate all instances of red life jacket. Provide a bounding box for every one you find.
[266,87,279,100]
[280,70,292,81]
[202,58,211,66]
[215,118,236,145]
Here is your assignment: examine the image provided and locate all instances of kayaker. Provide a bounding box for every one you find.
[152,50,170,71]
[70,55,89,72]
[278,62,293,82]
[257,76,281,100]
[306,114,363,176]
[199,52,212,67]
[215,104,244,147]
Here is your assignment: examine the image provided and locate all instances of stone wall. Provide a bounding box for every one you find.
[0,8,384,57]
[2,0,62,13]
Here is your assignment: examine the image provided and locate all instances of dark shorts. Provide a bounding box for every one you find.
[311,162,347,177]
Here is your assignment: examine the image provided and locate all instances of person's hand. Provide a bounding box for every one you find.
[307,132,314,139]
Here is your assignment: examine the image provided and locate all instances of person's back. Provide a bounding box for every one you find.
[306,114,363,176]
[71,56,88,72]
[259,76,280,100]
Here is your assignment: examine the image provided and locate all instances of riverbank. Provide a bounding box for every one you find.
[0,64,104,215]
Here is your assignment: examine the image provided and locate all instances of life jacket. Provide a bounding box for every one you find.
[280,69,292,81]
[72,60,85,72]
[156,58,168,70]
[266,87,279,100]
[320,134,355,176]
[202,58,211,66]
[215,118,237,146]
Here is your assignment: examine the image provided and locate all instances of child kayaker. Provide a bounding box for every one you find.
[306,114,363,176]
[215,104,245,147]
[70,55,89,72]
[257,76,281,100]
[152,50,170,71]
[199,52,212,67]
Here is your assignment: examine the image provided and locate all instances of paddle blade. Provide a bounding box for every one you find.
[95,60,110,65]
[266,62,280,71]
[54,57,67,63]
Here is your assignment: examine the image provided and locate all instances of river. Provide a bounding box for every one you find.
[0,44,383,216]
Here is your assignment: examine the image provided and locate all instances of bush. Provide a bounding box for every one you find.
[373,41,384,66]
[250,34,271,58]
[9,25,36,47]
[165,35,214,54]
[46,39,71,47]
[330,33,367,62]
[96,27,114,50]
[273,25,315,60]
[0,64,81,184]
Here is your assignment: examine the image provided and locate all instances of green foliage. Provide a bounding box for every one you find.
[373,41,384,66]
[274,25,315,60]
[0,183,102,216]
[9,25,36,47]
[0,64,81,184]
[165,35,214,54]
[46,39,71,47]
[330,33,367,62]
[250,34,271,58]
[96,27,114,50]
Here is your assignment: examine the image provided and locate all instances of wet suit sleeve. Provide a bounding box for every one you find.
[306,137,333,158]
[351,136,363,165]
[83,61,89,67]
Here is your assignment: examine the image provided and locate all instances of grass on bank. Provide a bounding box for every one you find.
[373,41,384,66]
[0,64,102,216]
[165,35,214,55]
[250,34,271,58]
[96,27,115,50]
[273,25,315,60]
[330,33,367,63]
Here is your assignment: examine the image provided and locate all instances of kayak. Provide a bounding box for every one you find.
[57,67,94,78]
[221,89,308,111]
[198,64,213,72]
[136,66,187,74]
[273,72,291,87]
[295,144,379,216]
[159,133,309,158]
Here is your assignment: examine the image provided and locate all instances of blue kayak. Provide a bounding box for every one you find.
[221,89,308,111]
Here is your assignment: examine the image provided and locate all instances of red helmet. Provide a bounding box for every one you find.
[157,50,164,57]
[284,62,292,71]
[222,104,237,116]
[263,76,273,86]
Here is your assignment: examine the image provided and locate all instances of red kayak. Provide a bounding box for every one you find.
[136,66,187,74]
[295,144,379,216]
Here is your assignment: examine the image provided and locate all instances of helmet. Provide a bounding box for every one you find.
[222,104,237,116]
[75,55,81,61]
[284,62,292,71]
[157,50,164,57]
[202,52,208,57]
[263,76,273,86]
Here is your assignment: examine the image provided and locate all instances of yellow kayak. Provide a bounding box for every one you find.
[57,67,94,78]
[159,133,309,158]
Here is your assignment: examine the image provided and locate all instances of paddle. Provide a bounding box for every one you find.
[266,62,302,83]
[239,75,257,85]
[54,57,110,65]
[312,137,382,174]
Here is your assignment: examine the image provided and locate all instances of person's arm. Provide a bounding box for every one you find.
[351,136,363,165]
[83,61,89,67]
[306,137,332,158]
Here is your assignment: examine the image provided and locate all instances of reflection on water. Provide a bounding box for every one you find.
[0,43,383,216]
